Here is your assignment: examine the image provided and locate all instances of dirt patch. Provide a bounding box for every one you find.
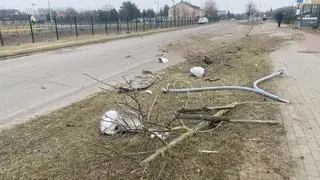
[0,33,294,179]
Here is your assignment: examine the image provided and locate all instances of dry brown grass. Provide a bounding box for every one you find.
[0,33,294,179]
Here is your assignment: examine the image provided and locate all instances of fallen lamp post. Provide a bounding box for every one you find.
[164,69,289,103]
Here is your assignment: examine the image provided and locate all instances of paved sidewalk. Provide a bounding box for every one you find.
[272,33,320,180]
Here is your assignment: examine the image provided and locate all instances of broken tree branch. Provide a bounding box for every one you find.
[140,103,237,165]
[198,121,224,133]
[178,102,246,113]
[181,117,280,125]
[177,114,229,121]
[166,107,185,128]
[229,119,279,125]
[147,94,159,122]
[83,73,118,89]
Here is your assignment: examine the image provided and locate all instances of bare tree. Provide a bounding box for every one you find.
[163,4,170,17]
[101,4,113,12]
[204,0,217,17]
[246,1,257,18]
[245,1,258,36]
[64,7,78,20]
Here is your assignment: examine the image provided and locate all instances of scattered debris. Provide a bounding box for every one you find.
[119,74,157,92]
[190,67,206,77]
[205,78,221,82]
[159,57,169,63]
[100,108,143,135]
[178,114,229,121]
[224,63,237,68]
[142,70,153,74]
[203,55,214,64]
[199,150,219,154]
[300,156,304,160]
[229,119,279,125]
[178,115,279,125]
[225,50,237,54]
[145,90,153,95]
[249,138,262,142]
[160,49,169,53]
[150,131,170,140]
[297,50,320,54]
[178,103,244,113]
[155,53,164,57]
[141,103,238,165]
[65,124,76,127]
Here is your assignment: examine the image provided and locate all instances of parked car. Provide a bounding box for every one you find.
[198,17,209,24]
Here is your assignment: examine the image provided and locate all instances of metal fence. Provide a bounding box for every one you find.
[299,4,320,28]
[0,16,200,47]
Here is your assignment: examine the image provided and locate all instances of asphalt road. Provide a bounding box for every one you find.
[0,22,248,130]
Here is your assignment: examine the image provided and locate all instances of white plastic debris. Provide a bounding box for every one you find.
[100,109,144,135]
[190,67,206,77]
[150,131,170,140]
[159,57,169,63]
[145,90,153,95]
[100,110,120,135]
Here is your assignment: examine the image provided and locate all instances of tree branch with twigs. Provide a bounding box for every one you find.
[246,1,258,36]
[84,73,268,168]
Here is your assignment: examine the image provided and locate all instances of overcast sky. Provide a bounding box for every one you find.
[1,0,296,13]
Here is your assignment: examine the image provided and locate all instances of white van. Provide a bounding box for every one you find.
[198,17,209,24]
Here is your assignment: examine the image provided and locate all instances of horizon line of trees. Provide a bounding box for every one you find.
[8,0,287,23]
[32,1,170,22]
[30,0,221,22]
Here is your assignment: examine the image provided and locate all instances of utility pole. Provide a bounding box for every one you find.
[48,0,53,23]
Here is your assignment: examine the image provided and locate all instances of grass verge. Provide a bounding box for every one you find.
[0,33,294,179]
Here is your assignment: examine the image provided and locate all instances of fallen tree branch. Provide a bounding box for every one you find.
[147,94,159,122]
[83,73,118,89]
[140,103,237,165]
[178,114,229,121]
[198,150,219,154]
[229,119,279,125]
[178,102,247,113]
[181,117,279,125]
[165,107,185,128]
[198,121,223,133]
